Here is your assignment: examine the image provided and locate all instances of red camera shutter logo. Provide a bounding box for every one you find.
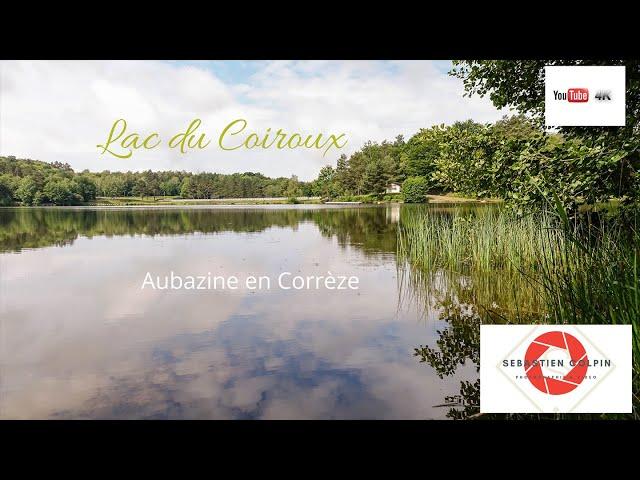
[524,331,588,395]
[567,88,589,102]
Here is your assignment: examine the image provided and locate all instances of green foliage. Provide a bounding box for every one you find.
[363,158,386,195]
[402,125,447,183]
[313,166,339,198]
[15,177,38,205]
[0,157,95,205]
[43,178,83,205]
[0,174,16,206]
[0,156,312,205]
[311,60,638,212]
[381,193,403,202]
[402,176,429,203]
[452,60,640,210]
[330,194,378,204]
[75,175,97,201]
[316,137,406,198]
[160,176,181,196]
[431,120,495,197]
[284,175,302,198]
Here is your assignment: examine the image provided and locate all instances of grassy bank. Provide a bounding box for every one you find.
[92,196,323,206]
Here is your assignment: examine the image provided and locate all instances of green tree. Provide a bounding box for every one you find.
[363,158,386,195]
[43,178,82,205]
[0,174,16,206]
[402,176,429,203]
[75,175,97,202]
[334,154,350,194]
[132,178,150,198]
[160,176,182,196]
[451,60,640,209]
[180,177,193,198]
[402,125,447,181]
[284,175,302,198]
[15,177,39,205]
[431,120,494,197]
[313,165,337,197]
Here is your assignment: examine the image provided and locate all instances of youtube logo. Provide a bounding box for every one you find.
[568,88,589,102]
[553,88,589,102]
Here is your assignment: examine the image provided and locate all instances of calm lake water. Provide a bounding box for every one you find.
[0,205,478,419]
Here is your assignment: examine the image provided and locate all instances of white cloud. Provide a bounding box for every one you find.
[0,60,505,180]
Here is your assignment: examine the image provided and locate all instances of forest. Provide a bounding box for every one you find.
[3,112,633,211]
[0,157,309,205]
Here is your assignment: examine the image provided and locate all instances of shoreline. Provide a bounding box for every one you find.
[0,194,503,208]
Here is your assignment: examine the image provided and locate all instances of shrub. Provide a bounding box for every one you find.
[402,176,429,203]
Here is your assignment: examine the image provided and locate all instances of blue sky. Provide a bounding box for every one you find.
[167,60,454,84]
[166,60,264,84]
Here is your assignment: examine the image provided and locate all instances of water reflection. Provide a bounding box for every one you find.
[0,206,398,255]
[414,303,481,419]
[1,205,480,419]
[397,205,546,419]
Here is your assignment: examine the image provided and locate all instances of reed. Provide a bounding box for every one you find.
[397,203,639,418]
[535,207,639,418]
[397,205,563,276]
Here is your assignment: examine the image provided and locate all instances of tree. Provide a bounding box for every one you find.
[144,171,161,198]
[15,177,39,205]
[402,125,447,181]
[334,154,350,194]
[180,177,193,198]
[43,178,82,205]
[432,120,494,197]
[314,165,336,198]
[402,176,429,203]
[381,154,396,186]
[363,158,386,195]
[0,157,306,202]
[451,60,640,209]
[284,175,302,198]
[0,174,16,206]
[74,175,97,202]
[161,176,181,196]
[132,178,150,198]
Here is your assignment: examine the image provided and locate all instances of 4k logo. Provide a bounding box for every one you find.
[595,90,612,101]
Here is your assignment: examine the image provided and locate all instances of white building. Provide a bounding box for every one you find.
[385,183,401,194]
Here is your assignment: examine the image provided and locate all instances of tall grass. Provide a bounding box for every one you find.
[397,206,563,274]
[536,207,640,417]
[397,204,639,418]
[397,206,557,317]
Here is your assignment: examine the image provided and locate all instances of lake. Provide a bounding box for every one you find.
[0,205,479,419]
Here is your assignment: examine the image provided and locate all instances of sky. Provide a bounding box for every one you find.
[0,60,506,181]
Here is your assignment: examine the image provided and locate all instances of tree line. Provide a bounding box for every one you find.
[0,156,311,205]
[311,113,638,213]
[2,110,636,212]
[314,59,639,214]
